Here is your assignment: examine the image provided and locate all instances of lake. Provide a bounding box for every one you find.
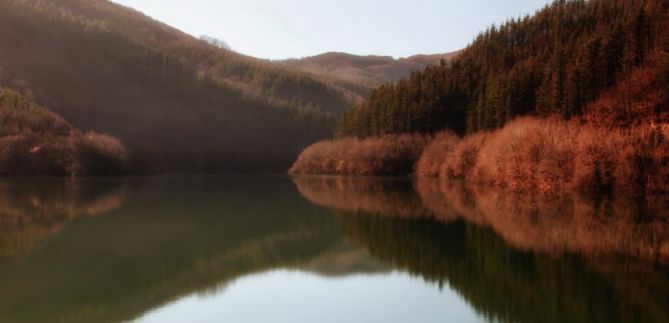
[0,175,667,323]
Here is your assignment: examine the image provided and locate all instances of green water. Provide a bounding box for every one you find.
[0,176,667,323]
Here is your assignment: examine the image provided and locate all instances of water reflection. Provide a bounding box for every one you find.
[415,179,669,264]
[141,270,482,323]
[294,176,669,323]
[0,176,347,323]
[0,178,127,259]
[294,176,669,263]
[0,176,667,323]
[293,176,432,219]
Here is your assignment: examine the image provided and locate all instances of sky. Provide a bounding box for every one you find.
[110,0,551,60]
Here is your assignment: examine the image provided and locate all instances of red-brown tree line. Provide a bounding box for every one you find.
[0,88,131,176]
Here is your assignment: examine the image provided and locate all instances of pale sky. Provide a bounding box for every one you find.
[110,0,551,60]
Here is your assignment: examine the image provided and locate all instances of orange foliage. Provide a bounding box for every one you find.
[0,87,132,176]
[585,53,669,127]
[414,132,459,177]
[293,116,668,196]
[416,117,669,195]
[417,132,488,179]
[289,134,429,176]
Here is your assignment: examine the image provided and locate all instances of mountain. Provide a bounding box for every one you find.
[0,0,357,173]
[282,52,459,99]
[0,87,130,176]
[336,0,669,138]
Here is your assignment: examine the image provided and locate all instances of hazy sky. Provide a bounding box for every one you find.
[111,0,550,60]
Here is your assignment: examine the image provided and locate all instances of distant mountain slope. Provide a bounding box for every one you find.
[282,52,459,98]
[33,0,355,115]
[0,0,355,172]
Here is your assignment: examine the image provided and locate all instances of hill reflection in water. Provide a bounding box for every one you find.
[0,176,667,323]
[0,177,365,323]
[293,176,669,263]
[293,176,669,323]
[0,178,128,259]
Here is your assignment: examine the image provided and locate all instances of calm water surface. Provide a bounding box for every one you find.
[0,176,667,323]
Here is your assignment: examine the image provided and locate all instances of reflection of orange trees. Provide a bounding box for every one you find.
[415,179,669,264]
[292,176,431,219]
[413,179,483,224]
[0,180,127,258]
[294,177,669,322]
[336,202,669,323]
[295,176,669,263]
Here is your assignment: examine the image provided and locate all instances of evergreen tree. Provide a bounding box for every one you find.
[337,0,669,138]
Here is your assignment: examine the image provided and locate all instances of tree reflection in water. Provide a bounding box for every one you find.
[0,177,343,323]
[0,178,128,259]
[0,176,666,323]
[293,176,669,323]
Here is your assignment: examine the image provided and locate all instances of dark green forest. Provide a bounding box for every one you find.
[337,0,669,138]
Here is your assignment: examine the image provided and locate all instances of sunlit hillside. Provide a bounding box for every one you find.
[282,52,459,98]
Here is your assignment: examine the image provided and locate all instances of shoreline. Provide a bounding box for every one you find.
[290,117,669,196]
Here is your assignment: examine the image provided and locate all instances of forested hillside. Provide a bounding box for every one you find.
[291,0,669,194]
[337,0,669,137]
[0,87,130,176]
[282,52,458,99]
[0,0,355,172]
